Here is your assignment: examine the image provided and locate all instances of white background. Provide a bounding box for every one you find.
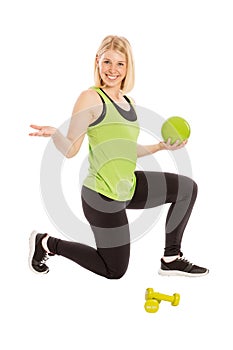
[1,0,232,349]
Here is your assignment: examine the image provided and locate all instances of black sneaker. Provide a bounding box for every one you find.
[158,253,209,277]
[29,230,51,274]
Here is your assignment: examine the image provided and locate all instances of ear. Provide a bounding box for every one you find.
[96,55,99,65]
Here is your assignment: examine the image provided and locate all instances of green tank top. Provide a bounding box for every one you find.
[83,87,140,201]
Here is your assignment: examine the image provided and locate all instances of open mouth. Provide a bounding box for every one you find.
[106,74,119,80]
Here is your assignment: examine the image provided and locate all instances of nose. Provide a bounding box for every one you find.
[108,63,118,73]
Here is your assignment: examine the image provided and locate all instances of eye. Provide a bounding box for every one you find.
[118,62,124,67]
[103,60,110,64]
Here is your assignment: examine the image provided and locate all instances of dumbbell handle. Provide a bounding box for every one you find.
[145,288,180,306]
[152,292,174,303]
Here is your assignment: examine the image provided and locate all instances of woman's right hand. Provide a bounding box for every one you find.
[29,124,57,137]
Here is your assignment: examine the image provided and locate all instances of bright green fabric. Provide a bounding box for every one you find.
[83,87,139,201]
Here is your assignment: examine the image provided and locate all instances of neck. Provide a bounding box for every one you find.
[102,86,123,101]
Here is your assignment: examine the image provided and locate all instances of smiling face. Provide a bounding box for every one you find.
[97,50,127,90]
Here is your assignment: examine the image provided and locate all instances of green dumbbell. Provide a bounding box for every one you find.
[144,288,180,313]
[144,298,160,313]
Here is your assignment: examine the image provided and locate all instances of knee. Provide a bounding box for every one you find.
[192,180,198,197]
[180,176,198,200]
[106,265,128,280]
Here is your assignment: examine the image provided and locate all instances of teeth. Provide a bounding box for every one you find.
[107,75,117,80]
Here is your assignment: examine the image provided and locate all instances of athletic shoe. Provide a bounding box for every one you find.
[158,253,209,277]
[29,230,51,274]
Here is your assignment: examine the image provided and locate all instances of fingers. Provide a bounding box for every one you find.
[29,125,42,136]
[29,125,56,137]
[165,138,172,146]
[162,139,188,150]
[173,139,181,147]
[30,124,43,130]
[29,131,43,136]
[175,140,188,149]
[29,126,46,136]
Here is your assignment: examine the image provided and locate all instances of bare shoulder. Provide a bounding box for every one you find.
[76,89,101,107]
[72,88,102,116]
[72,88,103,123]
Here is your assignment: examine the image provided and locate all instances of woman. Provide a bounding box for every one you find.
[29,35,208,278]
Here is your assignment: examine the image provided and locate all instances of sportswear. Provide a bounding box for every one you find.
[83,87,140,201]
[158,253,209,277]
[29,231,51,274]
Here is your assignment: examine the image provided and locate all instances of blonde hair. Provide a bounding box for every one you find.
[94,35,135,94]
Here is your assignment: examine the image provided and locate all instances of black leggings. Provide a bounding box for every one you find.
[48,171,197,279]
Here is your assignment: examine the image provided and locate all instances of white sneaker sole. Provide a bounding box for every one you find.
[28,230,48,275]
[158,268,209,277]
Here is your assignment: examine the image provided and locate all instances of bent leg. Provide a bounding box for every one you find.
[127,171,198,256]
[47,186,130,279]
[47,237,129,279]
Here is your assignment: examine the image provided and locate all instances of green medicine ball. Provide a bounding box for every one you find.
[161,116,191,145]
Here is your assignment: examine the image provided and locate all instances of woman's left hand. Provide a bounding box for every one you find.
[159,138,188,151]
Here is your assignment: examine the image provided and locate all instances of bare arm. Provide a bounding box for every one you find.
[52,91,95,158]
[136,143,162,157]
[137,139,188,158]
[29,89,101,158]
